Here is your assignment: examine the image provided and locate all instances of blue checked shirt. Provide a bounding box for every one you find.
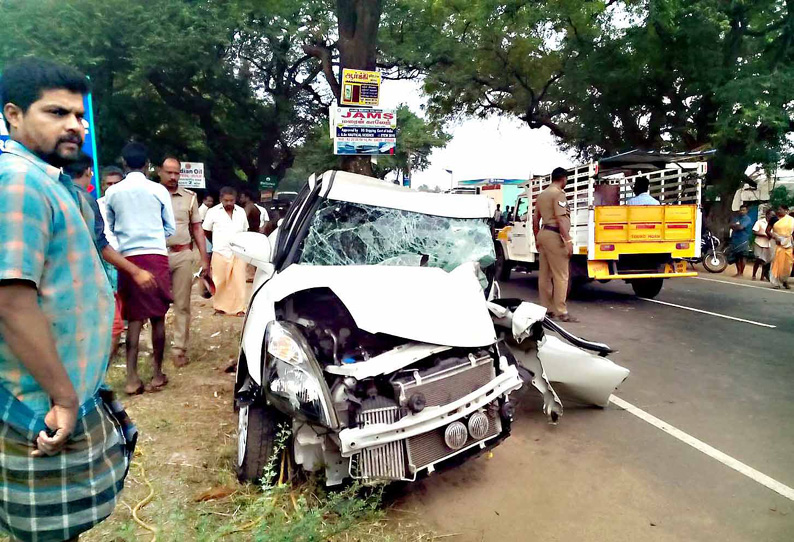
[0,140,114,418]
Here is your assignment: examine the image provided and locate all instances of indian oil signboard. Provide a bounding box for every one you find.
[340,69,381,107]
[179,162,205,189]
[331,106,397,156]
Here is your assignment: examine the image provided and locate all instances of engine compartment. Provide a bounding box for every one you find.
[274,287,519,482]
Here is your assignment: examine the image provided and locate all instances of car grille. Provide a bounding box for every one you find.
[352,354,502,481]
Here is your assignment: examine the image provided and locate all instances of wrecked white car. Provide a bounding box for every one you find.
[232,171,629,485]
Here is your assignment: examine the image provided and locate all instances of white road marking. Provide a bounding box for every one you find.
[609,395,794,502]
[639,298,776,329]
[694,276,794,294]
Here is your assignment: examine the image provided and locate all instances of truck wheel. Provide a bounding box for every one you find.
[631,278,664,298]
[237,401,286,483]
[495,245,512,281]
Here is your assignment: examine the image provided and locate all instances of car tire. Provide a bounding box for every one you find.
[495,245,512,281]
[631,278,664,298]
[236,401,286,483]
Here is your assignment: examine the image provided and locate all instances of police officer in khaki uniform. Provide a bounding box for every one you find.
[532,167,578,322]
[158,157,210,367]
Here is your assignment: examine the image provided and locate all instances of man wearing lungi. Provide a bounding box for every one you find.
[202,187,249,316]
[104,143,176,394]
[0,58,133,542]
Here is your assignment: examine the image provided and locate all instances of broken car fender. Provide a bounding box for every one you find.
[536,335,630,408]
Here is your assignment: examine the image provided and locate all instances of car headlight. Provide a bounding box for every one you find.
[264,321,338,429]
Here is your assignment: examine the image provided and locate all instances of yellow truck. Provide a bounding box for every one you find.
[494,159,706,298]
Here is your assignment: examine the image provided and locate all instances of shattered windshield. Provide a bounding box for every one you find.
[297,200,496,273]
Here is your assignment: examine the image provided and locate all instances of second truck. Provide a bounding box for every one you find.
[494,154,707,298]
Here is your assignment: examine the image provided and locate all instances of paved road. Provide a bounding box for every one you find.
[401,273,794,541]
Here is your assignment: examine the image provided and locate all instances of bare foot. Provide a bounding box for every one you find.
[556,313,580,323]
[751,276,757,281]
[125,380,144,395]
[173,352,188,368]
[146,373,169,392]
[235,311,245,317]
[733,273,742,278]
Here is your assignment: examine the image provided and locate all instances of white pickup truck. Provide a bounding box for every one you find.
[494,159,707,298]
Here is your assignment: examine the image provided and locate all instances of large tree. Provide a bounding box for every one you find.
[385,0,794,222]
[304,0,385,175]
[0,0,330,187]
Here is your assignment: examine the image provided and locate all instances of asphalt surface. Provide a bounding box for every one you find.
[401,272,794,541]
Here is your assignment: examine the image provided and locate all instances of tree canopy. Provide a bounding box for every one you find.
[0,0,333,187]
[384,0,794,195]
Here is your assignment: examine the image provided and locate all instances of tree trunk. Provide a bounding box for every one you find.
[335,0,383,176]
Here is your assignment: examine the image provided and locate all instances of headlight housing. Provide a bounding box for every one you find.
[264,321,338,429]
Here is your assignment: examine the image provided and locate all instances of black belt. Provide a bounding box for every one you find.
[542,225,560,233]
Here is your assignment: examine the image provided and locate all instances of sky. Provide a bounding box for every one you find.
[379,79,575,191]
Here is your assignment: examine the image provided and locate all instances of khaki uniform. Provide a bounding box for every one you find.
[167,187,201,354]
[536,185,571,316]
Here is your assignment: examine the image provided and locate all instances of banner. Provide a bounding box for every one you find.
[341,69,381,107]
[179,162,205,189]
[1,92,101,197]
[332,106,396,156]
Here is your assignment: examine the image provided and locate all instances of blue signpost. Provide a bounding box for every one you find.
[0,91,101,197]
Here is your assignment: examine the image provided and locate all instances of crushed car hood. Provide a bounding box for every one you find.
[267,264,497,348]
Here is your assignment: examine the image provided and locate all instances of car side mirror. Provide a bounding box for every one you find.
[229,232,274,272]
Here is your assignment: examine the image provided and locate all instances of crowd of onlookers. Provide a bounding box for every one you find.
[730,203,794,288]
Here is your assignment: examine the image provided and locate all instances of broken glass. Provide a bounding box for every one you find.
[298,200,496,279]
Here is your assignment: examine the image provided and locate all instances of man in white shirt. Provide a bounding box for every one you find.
[255,202,270,233]
[752,208,775,281]
[105,142,176,394]
[202,186,249,315]
[198,194,214,221]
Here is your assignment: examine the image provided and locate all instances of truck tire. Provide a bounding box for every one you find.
[631,278,664,299]
[495,245,513,281]
[237,401,286,483]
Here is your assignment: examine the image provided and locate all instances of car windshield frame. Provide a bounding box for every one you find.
[293,199,497,273]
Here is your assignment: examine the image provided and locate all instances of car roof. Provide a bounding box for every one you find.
[317,171,495,219]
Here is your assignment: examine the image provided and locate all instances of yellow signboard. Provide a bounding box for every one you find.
[341,69,381,106]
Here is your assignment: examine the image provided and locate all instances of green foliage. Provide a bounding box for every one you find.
[770,185,794,209]
[389,0,794,194]
[0,0,331,186]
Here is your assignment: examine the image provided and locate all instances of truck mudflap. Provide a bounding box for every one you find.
[587,260,697,280]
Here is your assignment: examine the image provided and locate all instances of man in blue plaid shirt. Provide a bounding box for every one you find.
[0,58,132,542]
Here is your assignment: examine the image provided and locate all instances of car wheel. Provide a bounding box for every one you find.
[631,278,664,298]
[236,401,286,483]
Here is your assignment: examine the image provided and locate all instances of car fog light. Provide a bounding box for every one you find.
[468,412,490,440]
[444,421,468,450]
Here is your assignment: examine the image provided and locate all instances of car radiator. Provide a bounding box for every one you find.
[352,353,500,481]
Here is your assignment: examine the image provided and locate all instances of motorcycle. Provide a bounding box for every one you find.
[693,229,727,273]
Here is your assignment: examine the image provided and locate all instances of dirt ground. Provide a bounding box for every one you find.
[69,291,432,542]
[84,293,249,541]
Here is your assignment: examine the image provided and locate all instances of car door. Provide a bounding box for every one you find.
[508,196,532,260]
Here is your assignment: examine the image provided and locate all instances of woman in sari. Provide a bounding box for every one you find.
[769,204,794,289]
